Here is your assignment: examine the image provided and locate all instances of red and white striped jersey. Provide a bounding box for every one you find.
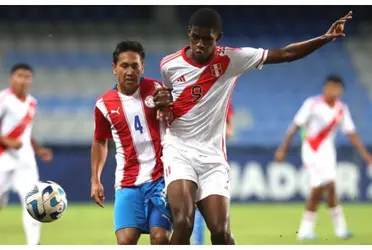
[0,88,37,166]
[94,78,164,189]
[161,46,267,159]
[294,95,355,152]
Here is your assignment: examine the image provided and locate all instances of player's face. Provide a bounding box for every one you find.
[112,51,144,94]
[10,69,32,96]
[188,26,221,64]
[323,81,344,100]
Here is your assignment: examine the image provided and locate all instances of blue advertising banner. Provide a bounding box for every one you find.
[7,146,372,203]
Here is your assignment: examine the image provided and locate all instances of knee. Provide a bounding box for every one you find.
[172,213,194,233]
[150,233,169,245]
[116,236,137,245]
[210,224,232,244]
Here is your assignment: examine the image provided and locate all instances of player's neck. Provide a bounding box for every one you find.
[117,84,139,96]
[10,88,27,101]
[186,47,214,65]
[323,96,337,107]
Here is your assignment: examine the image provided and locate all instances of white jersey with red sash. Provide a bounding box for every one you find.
[0,88,37,171]
[293,96,355,185]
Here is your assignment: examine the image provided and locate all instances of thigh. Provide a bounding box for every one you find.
[167,179,198,222]
[13,164,39,204]
[0,170,14,208]
[114,187,147,233]
[196,163,230,202]
[197,194,231,233]
[148,203,172,232]
[161,144,198,188]
[144,178,172,225]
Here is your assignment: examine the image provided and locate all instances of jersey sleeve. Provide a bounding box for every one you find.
[0,92,8,120]
[160,64,172,89]
[341,105,356,134]
[293,98,313,127]
[94,104,112,140]
[226,47,268,77]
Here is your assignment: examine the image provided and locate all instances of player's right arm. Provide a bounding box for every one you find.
[275,98,313,162]
[90,103,112,208]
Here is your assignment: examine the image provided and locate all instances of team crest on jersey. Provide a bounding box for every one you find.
[144,95,155,108]
[210,63,223,77]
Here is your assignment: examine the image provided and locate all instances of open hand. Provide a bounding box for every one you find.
[324,11,353,41]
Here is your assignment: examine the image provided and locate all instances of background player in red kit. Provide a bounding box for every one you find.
[0,63,53,245]
[275,75,372,240]
[90,41,172,245]
[156,8,353,245]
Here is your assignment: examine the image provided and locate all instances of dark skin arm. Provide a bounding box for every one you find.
[275,124,301,162]
[347,132,372,165]
[265,11,352,64]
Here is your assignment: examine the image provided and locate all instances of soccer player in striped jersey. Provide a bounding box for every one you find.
[275,75,372,240]
[90,41,172,245]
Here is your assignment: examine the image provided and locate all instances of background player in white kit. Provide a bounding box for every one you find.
[155,8,353,245]
[275,75,372,240]
[0,63,53,245]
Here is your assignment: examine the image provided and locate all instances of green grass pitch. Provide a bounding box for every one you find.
[1,203,372,245]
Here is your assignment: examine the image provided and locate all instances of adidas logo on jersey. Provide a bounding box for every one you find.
[176,75,186,82]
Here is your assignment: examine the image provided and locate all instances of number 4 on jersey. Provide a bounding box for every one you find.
[134,115,143,134]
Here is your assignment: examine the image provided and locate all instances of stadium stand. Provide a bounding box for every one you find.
[0,6,370,146]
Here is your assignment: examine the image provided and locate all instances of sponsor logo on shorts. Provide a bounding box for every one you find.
[161,214,171,223]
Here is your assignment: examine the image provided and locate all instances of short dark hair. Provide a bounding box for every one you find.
[10,63,33,74]
[325,75,344,87]
[113,40,145,64]
[189,8,222,32]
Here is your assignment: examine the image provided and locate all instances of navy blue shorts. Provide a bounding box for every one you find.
[114,177,172,233]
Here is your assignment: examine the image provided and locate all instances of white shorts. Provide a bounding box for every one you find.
[0,156,39,207]
[162,144,230,202]
[302,143,336,188]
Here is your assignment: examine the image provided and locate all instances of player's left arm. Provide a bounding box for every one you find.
[31,137,53,163]
[342,106,372,165]
[265,11,352,64]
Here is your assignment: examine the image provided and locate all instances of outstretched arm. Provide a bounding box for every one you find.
[265,11,352,64]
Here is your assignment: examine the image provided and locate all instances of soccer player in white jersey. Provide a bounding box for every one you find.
[155,8,353,244]
[275,75,372,240]
[90,41,172,245]
[0,63,53,245]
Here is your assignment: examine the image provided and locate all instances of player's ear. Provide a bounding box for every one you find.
[141,61,145,75]
[112,63,117,76]
[188,27,192,37]
[216,31,222,42]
